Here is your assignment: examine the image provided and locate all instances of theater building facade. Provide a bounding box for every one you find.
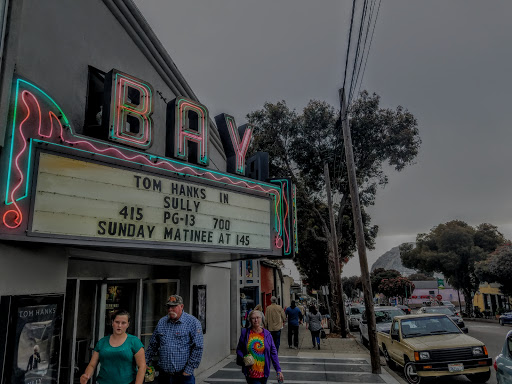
[0,1,297,383]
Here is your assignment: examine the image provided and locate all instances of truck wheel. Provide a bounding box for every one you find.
[404,361,422,384]
[466,369,491,383]
[382,345,395,369]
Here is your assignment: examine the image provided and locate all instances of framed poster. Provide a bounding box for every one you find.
[192,285,206,334]
[0,294,64,384]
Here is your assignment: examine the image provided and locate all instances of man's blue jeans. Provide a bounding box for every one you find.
[270,330,281,352]
[159,372,195,384]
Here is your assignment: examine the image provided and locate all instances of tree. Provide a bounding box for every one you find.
[378,277,415,300]
[408,273,435,281]
[400,221,505,314]
[247,92,420,330]
[370,268,401,295]
[475,243,512,297]
[342,276,362,299]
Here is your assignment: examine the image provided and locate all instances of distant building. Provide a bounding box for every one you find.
[473,283,511,315]
[408,280,465,309]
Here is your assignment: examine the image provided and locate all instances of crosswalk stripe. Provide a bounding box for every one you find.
[219,368,375,375]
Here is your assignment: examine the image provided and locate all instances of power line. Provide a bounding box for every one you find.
[352,0,377,100]
[356,0,381,97]
[348,0,369,106]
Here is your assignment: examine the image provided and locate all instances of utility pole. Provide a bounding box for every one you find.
[339,88,381,373]
[324,163,348,338]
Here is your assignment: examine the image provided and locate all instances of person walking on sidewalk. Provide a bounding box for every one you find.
[285,300,303,349]
[80,310,146,384]
[306,305,323,350]
[145,295,204,384]
[264,296,286,352]
[236,310,284,384]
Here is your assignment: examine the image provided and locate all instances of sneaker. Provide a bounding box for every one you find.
[293,346,298,349]
[289,345,293,349]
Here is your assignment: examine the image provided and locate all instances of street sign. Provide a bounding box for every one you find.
[437,279,445,289]
[436,294,442,301]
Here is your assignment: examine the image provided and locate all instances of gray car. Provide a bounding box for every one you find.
[347,305,365,331]
[416,306,468,332]
[495,330,512,384]
[359,306,405,346]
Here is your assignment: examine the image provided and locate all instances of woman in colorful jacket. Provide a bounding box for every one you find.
[236,310,284,384]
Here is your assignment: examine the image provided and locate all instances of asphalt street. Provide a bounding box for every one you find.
[357,320,511,384]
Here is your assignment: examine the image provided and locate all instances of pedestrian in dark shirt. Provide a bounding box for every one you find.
[145,295,203,384]
[285,300,303,349]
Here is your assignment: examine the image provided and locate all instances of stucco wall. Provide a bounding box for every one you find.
[7,0,225,164]
[0,243,68,295]
[190,264,231,374]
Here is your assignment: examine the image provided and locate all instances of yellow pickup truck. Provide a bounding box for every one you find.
[378,314,492,384]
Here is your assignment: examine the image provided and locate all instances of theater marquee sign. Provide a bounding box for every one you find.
[0,72,297,257]
[31,153,272,251]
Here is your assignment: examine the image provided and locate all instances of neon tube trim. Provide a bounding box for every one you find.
[175,98,208,164]
[110,72,153,148]
[226,116,252,175]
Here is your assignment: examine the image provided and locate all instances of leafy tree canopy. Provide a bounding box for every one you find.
[475,243,512,296]
[400,220,505,313]
[370,268,401,295]
[342,276,362,299]
[247,93,421,290]
[408,273,435,281]
[378,276,415,299]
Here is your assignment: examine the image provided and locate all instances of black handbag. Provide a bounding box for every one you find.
[320,329,326,339]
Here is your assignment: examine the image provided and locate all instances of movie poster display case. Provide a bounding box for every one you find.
[0,294,64,384]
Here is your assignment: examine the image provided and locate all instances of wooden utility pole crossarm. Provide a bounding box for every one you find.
[339,88,381,374]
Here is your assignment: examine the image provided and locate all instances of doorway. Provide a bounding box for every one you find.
[60,279,139,384]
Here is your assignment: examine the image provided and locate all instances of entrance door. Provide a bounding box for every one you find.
[60,280,139,384]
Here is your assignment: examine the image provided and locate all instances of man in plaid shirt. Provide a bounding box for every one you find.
[145,295,204,384]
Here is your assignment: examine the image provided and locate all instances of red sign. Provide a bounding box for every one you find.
[436,294,442,301]
[411,295,417,299]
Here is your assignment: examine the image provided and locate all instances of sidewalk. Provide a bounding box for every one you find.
[196,324,406,384]
[278,323,369,358]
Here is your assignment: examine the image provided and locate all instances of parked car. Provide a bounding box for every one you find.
[500,312,512,326]
[440,300,456,309]
[379,314,491,384]
[495,330,512,384]
[416,306,467,331]
[347,305,365,331]
[396,304,412,315]
[359,306,405,346]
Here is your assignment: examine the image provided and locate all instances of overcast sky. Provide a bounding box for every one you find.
[134,1,512,279]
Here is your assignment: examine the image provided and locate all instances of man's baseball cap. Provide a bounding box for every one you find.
[166,295,183,306]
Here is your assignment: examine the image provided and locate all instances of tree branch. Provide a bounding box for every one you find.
[312,206,331,238]
[308,227,328,243]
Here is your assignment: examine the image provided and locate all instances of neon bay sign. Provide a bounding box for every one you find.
[101,69,253,175]
[2,71,292,255]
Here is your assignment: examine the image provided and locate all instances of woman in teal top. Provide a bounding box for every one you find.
[80,310,146,384]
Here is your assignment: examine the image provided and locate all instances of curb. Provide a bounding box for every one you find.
[463,317,499,324]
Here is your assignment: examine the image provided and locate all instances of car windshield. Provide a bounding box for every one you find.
[424,307,454,315]
[375,309,405,323]
[401,316,461,338]
[351,307,364,315]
